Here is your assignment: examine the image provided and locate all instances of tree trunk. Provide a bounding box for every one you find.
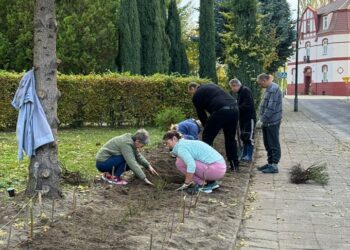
[26,0,61,198]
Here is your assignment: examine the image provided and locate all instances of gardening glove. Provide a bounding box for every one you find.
[144,177,154,186]
[175,181,194,191]
[148,165,159,176]
[256,120,263,129]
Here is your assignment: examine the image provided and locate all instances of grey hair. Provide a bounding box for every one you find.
[228,78,242,87]
[187,82,199,90]
[132,128,150,145]
[257,73,271,81]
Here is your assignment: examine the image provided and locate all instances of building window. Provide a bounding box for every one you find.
[322,39,328,55]
[291,68,296,83]
[323,16,328,30]
[306,20,311,33]
[322,65,328,82]
[304,42,311,62]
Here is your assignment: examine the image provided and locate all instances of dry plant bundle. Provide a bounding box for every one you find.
[289,162,329,185]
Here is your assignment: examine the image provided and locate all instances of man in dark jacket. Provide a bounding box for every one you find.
[229,79,256,162]
[187,82,239,171]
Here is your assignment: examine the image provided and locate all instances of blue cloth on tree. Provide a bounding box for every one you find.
[11,70,54,160]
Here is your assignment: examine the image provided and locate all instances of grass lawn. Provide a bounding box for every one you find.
[0,127,164,193]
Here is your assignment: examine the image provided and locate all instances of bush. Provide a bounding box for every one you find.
[0,71,210,130]
[155,107,186,131]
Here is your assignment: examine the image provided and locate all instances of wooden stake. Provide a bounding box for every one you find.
[72,187,77,212]
[112,166,115,179]
[193,191,201,209]
[149,234,153,250]
[38,191,42,216]
[29,199,34,239]
[182,195,186,223]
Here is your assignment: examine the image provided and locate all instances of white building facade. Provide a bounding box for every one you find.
[287,0,350,96]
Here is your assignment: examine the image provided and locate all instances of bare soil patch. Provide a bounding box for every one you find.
[0,133,252,250]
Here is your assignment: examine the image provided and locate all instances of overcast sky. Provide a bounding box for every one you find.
[181,0,299,23]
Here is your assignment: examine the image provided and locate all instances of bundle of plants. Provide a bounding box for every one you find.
[289,162,329,185]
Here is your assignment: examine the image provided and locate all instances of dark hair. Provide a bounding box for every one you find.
[163,131,182,140]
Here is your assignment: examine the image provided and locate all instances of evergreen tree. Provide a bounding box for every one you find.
[214,0,229,64]
[259,0,295,72]
[199,0,218,83]
[56,0,119,74]
[117,0,141,74]
[137,0,170,75]
[224,0,277,104]
[0,0,34,71]
[166,0,189,75]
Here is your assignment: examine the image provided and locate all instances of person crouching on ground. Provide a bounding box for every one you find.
[95,129,158,185]
[229,78,256,162]
[163,131,226,193]
[170,118,201,140]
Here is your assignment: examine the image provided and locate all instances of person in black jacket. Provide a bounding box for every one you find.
[229,79,256,162]
[187,82,239,171]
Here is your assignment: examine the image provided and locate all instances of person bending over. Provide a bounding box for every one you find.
[95,129,158,185]
[163,130,226,193]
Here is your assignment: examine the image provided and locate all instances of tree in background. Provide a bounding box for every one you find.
[56,0,119,74]
[199,0,218,83]
[259,0,295,73]
[117,0,141,74]
[137,0,169,75]
[0,0,34,71]
[224,0,277,103]
[166,0,189,75]
[214,0,229,64]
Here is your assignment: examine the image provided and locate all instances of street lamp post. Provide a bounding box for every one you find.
[294,0,300,112]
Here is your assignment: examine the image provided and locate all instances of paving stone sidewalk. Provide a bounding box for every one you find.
[236,100,350,250]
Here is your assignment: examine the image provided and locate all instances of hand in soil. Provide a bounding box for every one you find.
[144,177,154,186]
[175,182,194,191]
[148,165,159,176]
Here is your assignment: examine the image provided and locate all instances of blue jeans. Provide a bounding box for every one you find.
[262,124,281,164]
[96,155,128,177]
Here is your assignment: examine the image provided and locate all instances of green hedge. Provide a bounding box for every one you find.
[0,71,209,130]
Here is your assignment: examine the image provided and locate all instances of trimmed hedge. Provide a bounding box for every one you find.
[0,71,209,130]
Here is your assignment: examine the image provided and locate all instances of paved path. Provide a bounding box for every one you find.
[284,95,350,144]
[236,99,350,250]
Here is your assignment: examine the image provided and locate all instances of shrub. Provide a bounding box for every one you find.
[155,107,186,131]
[0,71,210,130]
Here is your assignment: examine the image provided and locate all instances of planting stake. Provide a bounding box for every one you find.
[149,233,153,250]
[51,199,55,222]
[182,195,186,223]
[29,199,34,239]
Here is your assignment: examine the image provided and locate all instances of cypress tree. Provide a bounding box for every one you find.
[259,0,295,72]
[117,0,141,74]
[224,0,278,106]
[166,0,189,75]
[199,0,218,83]
[137,0,169,75]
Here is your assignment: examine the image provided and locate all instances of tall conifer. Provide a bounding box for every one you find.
[166,0,189,75]
[137,0,169,75]
[199,0,218,83]
[118,0,141,74]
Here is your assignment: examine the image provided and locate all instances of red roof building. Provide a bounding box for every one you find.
[287,0,350,96]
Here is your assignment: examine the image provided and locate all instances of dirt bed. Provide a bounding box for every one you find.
[0,133,252,250]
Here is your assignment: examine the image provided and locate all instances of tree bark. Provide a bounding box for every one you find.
[26,0,61,198]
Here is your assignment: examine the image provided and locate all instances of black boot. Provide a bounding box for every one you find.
[229,160,239,172]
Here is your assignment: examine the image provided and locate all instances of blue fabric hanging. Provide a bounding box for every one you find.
[11,70,54,160]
